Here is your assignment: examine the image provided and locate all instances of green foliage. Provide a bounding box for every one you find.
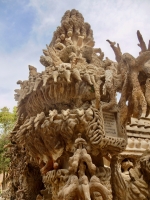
[0,133,10,173]
[0,106,17,134]
[0,106,17,174]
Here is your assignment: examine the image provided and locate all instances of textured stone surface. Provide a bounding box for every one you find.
[6,9,150,200]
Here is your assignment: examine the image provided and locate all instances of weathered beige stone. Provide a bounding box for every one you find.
[7,9,150,200]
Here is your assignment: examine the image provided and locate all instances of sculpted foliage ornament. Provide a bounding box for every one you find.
[7,9,150,200]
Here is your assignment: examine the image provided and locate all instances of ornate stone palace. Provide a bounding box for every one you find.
[6,9,150,200]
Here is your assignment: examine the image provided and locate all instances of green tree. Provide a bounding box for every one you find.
[0,107,17,190]
[0,107,17,134]
[0,133,10,190]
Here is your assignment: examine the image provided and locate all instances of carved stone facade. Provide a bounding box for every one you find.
[126,117,150,155]
[7,9,150,200]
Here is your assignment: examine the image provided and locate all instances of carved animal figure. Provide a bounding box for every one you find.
[111,155,150,200]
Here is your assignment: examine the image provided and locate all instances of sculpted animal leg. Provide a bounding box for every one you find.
[140,95,147,118]
[42,75,49,86]
[63,70,71,83]
[52,71,59,83]
[33,78,41,91]
[83,74,93,85]
[71,68,82,81]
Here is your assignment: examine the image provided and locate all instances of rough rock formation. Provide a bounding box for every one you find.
[6,9,150,200]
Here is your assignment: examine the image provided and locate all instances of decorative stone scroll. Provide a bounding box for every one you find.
[7,9,150,200]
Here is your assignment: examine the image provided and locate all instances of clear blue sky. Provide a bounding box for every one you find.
[0,0,150,110]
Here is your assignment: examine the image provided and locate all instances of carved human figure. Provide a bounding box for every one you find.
[121,159,133,182]
[78,162,91,200]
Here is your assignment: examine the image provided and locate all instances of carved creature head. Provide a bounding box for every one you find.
[121,159,133,172]
[61,109,70,117]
